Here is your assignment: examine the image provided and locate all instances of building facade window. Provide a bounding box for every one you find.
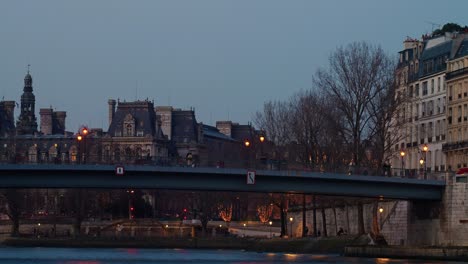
[422,81,428,96]
[431,79,434,94]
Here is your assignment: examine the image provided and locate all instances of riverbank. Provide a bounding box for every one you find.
[345,245,468,262]
[1,235,361,254]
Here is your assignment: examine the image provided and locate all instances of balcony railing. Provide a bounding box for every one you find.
[443,140,468,151]
[446,67,468,80]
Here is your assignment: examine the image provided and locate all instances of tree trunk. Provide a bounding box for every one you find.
[321,207,327,237]
[302,194,307,237]
[73,189,85,237]
[357,202,365,234]
[280,207,287,237]
[10,216,19,237]
[201,218,208,237]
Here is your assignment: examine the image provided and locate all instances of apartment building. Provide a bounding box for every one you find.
[442,35,468,170]
[391,33,463,178]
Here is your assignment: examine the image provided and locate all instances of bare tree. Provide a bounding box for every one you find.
[313,42,396,235]
[289,90,328,169]
[314,42,395,169]
[0,189,24,236]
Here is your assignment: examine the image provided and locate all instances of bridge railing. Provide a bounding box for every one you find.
[390,168,446,181]
[0,156,448,182]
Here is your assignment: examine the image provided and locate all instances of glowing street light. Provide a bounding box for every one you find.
[269,221,273,238]
[259,135,265,143]
[400,151,405,177]
[289,217,294,238]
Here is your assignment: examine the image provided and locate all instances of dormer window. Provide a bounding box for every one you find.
[125,124,133,136]
[123,114,135,137]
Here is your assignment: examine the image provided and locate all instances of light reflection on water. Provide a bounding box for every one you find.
[0,247,463,264]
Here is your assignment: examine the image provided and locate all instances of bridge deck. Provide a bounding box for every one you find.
[0,164,445,200]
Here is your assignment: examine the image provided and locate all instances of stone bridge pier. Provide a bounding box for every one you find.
[407,172,468,246]
[288,173,468,246]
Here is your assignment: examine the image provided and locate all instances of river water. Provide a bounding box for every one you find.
[0,248,462,264]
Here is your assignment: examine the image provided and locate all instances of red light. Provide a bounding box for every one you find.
[183,208,187,212]
[82,127,89,135]
[130,207,134,211]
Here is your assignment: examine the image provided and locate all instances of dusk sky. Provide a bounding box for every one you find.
[1,0,467,132]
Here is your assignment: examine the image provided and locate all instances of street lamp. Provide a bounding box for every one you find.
[400,151,405,177]
[258,135,266,169]
[76,126,89,164]
[269,221,273,238]
[421,144,428,179]
[244,139,252,168]
[289,217,294,238]
[127,189,135,220]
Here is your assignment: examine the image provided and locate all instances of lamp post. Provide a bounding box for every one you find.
[422,144,428,179]
[244,139,252,168]
[400,151,405,177]
[289,217,293,238]
[259,134,265,169]
[269,221,273,238]
[378,206,384,227]
[127,189,135,220]
[76,126,89,164]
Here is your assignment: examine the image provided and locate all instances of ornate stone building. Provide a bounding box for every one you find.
[0,70,259,168]
[102,100,169,165]
[0,71,79,164]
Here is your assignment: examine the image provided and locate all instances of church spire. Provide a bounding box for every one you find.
[16,67,37,135]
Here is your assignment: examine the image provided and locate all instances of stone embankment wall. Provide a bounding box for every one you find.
[289,200,409,245]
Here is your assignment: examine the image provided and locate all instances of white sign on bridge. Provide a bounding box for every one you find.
[115,166,125,176]
[247,171,256,185]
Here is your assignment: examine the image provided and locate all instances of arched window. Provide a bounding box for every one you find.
[135,147,142,159]
[126,124,133,136]
[104,146,111,162]
[28,146,38,163]
[125,147,132,161]
[114,148,121,162]
[69,146,78,163]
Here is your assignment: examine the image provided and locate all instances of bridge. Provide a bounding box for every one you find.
[0,164,444,200]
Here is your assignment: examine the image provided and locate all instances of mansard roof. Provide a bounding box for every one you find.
[171,109,198,143]
[202,124,237,142]
[108,101,157,137]
[420,40,452,61]
[454,38,468,59]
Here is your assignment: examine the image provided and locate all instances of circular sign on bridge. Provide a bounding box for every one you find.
[115,166,125,176]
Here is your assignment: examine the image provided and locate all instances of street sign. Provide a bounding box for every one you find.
[247,171,255,185]
[115,166,125,176]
